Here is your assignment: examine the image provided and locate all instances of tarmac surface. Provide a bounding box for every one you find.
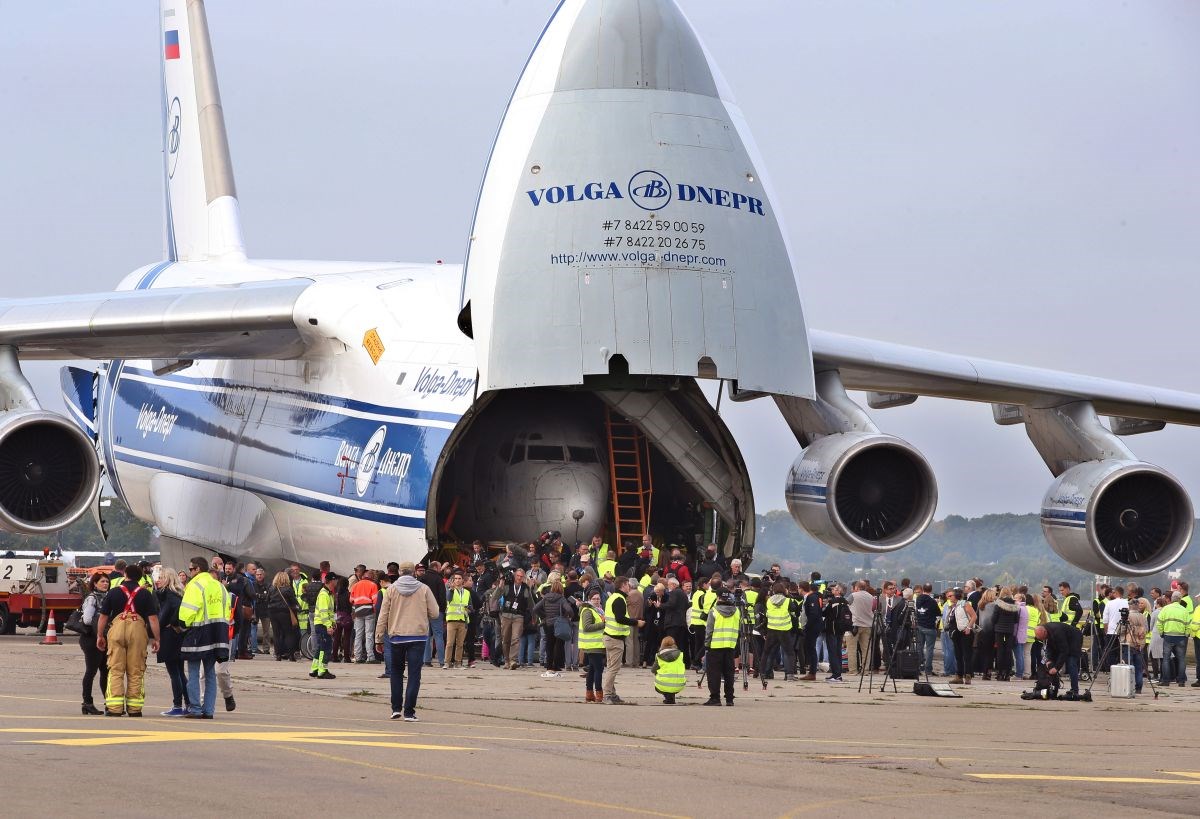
[3,632,1199,817]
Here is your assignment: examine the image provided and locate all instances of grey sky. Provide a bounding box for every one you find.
[1,1,1197,518]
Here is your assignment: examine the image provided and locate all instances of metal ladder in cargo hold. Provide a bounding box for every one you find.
[604,406,652,552]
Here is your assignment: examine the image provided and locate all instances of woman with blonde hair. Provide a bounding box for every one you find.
[267,571,299,660]
[155,567,188,716]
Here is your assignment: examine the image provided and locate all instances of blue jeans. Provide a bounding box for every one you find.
[1014,642,1026,678]
[916,627,937,674]
[1055,655,1080,694]
[423,614,445,664]
[186,656,217,716]
[382,637,392,677]
[584,652,604,691]
[389,640,425,717]
[1163,635,1187,684]
[941,630,956,676]
[248,620,258,654]
[815,634,828,664]
[520,632,539,665]
[165,657,187,708]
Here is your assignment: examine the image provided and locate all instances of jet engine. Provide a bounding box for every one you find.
[0,411,101,534]
[785,432,938,553]
[1040,460,1194,576]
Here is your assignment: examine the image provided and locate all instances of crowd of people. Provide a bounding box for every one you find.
[70,535,1200,719]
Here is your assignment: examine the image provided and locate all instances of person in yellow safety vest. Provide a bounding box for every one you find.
[590,535,610,564]
[689,579,717,672]
[596,558,618,583]
[740,578,762,676]
[444,574,471,668]
[1024,600,1042,679]
[309,574,338,680]
[95,564,161,717]
[601,577,643,704]
[290,564,310,635]
[638,572,655,592]
[1157,596,1191,686]
[761,581,798,684]
[639,535,661,568]
[651,635,687,704]
[1057,583,1083,628]
[703,590,740,706]
[178,556,230,718]
[578,587,607,702]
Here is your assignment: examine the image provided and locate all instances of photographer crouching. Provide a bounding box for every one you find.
[1030,621,1085,700]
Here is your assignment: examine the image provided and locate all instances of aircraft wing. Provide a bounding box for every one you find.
[809,329,1200,427]
[0,279,312,361]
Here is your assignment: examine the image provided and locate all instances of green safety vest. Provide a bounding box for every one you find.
[595,543,610,562]
[604,593,630,638]
[765,598,792,632]
[313,587,335,629]
[577,607,605,651]
[446,588,469,622]
[1059,594,1079,625]
[744,589,759,608]
[293,575,310,626]
[690,590,716,627]
[1158,602,1190,637]
[638,574,653,591]
[709,609,740,650]
[596,560,617,579]
[1026,606,1041,641]
[1190,603,1200,638]
[654,654,686,694]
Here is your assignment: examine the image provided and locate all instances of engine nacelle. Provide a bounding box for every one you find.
[1041,460,1194,576]
[0,411,101,534]
[785,432,938,554]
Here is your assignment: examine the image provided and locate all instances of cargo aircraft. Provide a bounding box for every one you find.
[0,0,1197,578]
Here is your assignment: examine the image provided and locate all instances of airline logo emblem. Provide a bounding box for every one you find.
[355,425,386,497]
[164,30,180,60]
[166,97,182,179]
[628,170,671,211]
[525,170,764,216]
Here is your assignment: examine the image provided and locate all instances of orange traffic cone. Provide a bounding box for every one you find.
[40,611,62,645]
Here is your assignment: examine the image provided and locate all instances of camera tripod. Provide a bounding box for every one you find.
[857,607,897,693]
[1084,613,1158,700]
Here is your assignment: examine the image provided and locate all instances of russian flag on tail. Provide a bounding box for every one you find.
[164,29,180,60]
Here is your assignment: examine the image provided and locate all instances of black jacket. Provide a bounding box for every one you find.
[696,555,724,581]
[803,591,823,634]
[267,584,298,614]
[1042,621,1083,671]
[156,588,184,663]
[661,587,688,629]
[421,573,447,613]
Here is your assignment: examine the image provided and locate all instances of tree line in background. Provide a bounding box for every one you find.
[3,498,1195,592]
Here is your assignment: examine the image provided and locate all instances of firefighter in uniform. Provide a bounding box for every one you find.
[95,565,160,717]
[704,590,741,706]
[310,574,338,680]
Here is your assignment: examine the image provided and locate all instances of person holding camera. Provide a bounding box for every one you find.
[703,590,741,705]
[499,568,530,670]
[760,581,798,683]
[823,584,850,683]
[1036,621,1083,699]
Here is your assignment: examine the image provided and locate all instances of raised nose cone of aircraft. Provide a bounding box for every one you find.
[464,0,814,401]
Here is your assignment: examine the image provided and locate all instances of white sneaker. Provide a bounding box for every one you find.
[441,663,448,669]
[826,677,846,684]
[540,671,556,679]
[403,714,419,722]
[390,711,402,720]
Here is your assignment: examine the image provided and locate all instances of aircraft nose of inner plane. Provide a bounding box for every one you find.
[530,0,725,98]
[534,465,606,537]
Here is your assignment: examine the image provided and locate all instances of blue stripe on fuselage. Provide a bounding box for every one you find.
[109,368,455,522]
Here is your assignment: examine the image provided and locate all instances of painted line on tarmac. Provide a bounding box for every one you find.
[677,735,1078,755]
[279,745,692,819]
[0,727,475,751]
[968,773,1200,785]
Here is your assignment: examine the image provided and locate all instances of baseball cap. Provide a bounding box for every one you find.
[398,561,416,573]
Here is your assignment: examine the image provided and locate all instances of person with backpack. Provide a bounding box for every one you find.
[95,563,161,717]
[946,587,977,685]
[78,571,110,715]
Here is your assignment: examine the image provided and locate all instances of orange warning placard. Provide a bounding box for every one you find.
[363,328,385,364]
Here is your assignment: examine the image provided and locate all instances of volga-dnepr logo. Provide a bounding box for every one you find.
[525,169,764,216]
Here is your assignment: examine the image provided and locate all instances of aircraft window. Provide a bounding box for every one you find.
[568,446,598,463]
[509,444,525,465]
[527,445,564,461]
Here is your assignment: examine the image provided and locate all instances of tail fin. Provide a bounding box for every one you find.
[160,0,245,262]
